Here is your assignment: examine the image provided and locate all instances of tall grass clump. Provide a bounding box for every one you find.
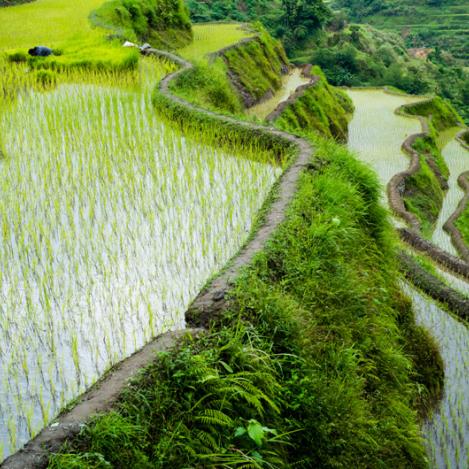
[49,138,442,468]
[274,66,354,142]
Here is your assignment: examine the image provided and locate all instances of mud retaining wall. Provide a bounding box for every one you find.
[387,118,429,232]
[399,251,469,320]
[265,70,320,122]
[398,227,469,280]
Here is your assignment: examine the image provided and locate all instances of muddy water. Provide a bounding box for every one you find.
[346,88,469,468]
[404,285,469,469]
[246,68,310,120]
[431,131,469,256]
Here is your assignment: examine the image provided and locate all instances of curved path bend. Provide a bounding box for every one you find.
[387,102,469,283]
[2,46,314,468]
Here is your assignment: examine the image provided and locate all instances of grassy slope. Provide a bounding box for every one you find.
[274,66,353,142]
[172,23,255,114]
[48,138,442,468]
[172,26,289,114]
[222,30,289,103]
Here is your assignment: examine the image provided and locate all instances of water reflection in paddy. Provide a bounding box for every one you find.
[404,284,469,469]
[346,89,423,203]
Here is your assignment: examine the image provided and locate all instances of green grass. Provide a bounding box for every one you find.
[222,29,288,103]
[274,66,353,142]
[0,0,106,50]
[401,96,463,131]
[170,58,244,114]
[48,137,443,469]
[178,23,254,62]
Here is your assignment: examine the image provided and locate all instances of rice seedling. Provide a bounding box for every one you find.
[0,56,282,459]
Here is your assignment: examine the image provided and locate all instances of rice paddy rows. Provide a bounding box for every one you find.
[0,58,281,459]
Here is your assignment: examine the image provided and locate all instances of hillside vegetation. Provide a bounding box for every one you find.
[274,67,353,142]
[333,0,468,65]
[48,137,442,468]
[295,23,469,123]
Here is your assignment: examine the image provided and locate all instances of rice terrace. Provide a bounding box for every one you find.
[0,0,468,468]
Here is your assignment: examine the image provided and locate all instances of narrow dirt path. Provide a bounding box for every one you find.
[2,46,314,469]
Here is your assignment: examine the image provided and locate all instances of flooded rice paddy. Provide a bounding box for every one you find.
[0,84,281,459]
[404,285,469,469]
[347,88,469,468]
[346,89,422,200]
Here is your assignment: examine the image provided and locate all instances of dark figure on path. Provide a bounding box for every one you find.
[28,46,52,57]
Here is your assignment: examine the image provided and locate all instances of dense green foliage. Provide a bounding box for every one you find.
[274,66,353,141]
[48,138,442,468]
[221,30,289,104]
[402,96,463,130]
[333,0,468,65]
[171,59,243,113]
[91,0,193,48]
[299,24,469,123]
[186,0,331,52]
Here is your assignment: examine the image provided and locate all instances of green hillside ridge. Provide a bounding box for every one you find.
[221,30,289,106]
[332,0,468,65]
[273,66,353,142]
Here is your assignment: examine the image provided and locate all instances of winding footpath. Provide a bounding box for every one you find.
[1,45,314,468]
